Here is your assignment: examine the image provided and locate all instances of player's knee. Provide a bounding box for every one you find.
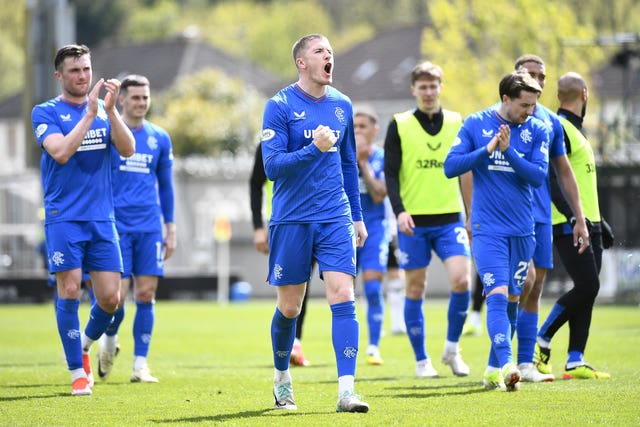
[405,283,424,299]
[278,303,301,319]
[98,296,120,313]
[450,274,470,293]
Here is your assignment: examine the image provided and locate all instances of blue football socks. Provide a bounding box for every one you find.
[84,303,115,341]
[330,300,359,377]
[105,305,125,336]
[517,310,538,365]
[364,280,384,347]
[133,301,154,357]
[56,298,82,370]
[271,307,297,371]
[485,293,512,367]
[404,297,427,361]
[447,290,470,342]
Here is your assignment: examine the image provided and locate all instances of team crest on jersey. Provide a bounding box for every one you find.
[335,107,345,123]
[147,136,158,150]
[261,129,276,141]
[520,128,533,144]
[59,113,72,122]
[35,124,48,139]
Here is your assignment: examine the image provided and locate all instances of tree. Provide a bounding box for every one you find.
[0,1,25,100]
[150,69,265,156]
[422,0,603,117]
[71,0,128,47]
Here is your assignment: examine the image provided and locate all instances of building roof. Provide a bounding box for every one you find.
[592,49,640,100]
[332,25,426,102]
[0,36,284,119]
[91,36,284,96]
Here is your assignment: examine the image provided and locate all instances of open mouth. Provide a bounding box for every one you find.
[324,63,332,74]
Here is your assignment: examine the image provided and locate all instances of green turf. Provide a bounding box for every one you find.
[0,299,638,426]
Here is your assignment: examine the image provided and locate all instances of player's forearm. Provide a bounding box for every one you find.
[444,146,485,178]
[43,112,97,164]
[503,147,547,187]
[558,164,585,221]
[358,161,386,204]
[108,109,135,157]
[263,143,321,180]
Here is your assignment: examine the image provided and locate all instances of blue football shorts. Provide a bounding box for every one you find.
[531,222,553,269]
[472,233,535,296]
[119,230,164,279]
[397,221,470,270]
[268,220,356,285]
[45,220,123,274]
[356,220,389,273]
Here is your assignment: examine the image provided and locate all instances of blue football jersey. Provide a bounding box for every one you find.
[111,120,174,233]
[261,84,362,224]
[32,97,115,224]
[530,104,566,224]
[444,106,549,237]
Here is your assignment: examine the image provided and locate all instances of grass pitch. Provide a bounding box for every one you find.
[0,298,639,426]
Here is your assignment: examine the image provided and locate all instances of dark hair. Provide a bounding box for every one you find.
[514,54,545,70]
[292,34,326,63]
[120,74,150,93]
[499,70,542,100]
[411,61,443,85]
[54,44,91,72]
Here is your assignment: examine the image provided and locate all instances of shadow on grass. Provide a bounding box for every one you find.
[0,392,72,401]
[389,381,489,398]
[0,362,58,368]
[150,408,333,423]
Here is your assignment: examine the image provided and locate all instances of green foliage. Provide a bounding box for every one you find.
[193,0,373,79]
[150,69,265,156]
[71,0,128,47]
[0,0,25,100]
[120,0,183,41]
[567,0,640,33]
[423,0,604,117]
[1,300,639,425]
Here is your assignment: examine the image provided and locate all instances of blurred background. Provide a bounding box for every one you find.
[1,0,639,303]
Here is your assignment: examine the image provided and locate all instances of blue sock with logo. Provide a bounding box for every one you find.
[56,298,82,370]
[133,302,154,357]
[331,300,359,377]
[486,293,512,367]
[271,307,297,371]
[405,297,427,361]
[364,280,384,347]
[447,290,470,342]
